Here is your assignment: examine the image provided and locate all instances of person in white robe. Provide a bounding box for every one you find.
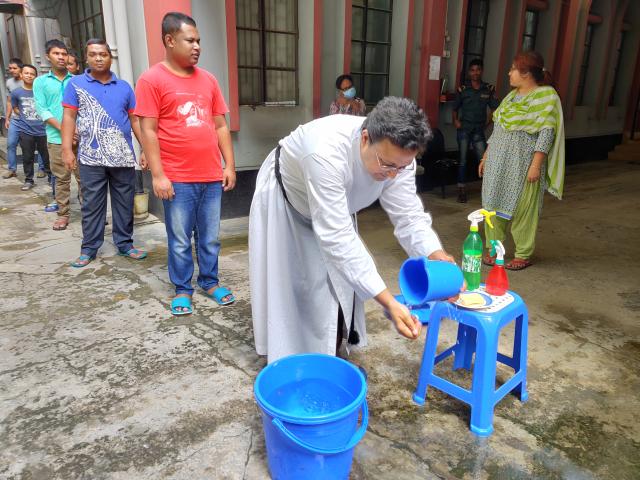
[249,96,455,363]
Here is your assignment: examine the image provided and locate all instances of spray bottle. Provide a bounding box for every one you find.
[462,209,495,290]
[485,240,509,296]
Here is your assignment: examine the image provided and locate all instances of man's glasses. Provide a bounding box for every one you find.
[374,148,415,173]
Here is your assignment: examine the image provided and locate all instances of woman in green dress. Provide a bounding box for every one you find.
[479,51,565,270]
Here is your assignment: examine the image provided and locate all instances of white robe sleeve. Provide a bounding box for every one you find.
[379,165,443,258]
[302,154,387,300]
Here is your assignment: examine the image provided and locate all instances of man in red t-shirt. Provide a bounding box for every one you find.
[136,11,236,315]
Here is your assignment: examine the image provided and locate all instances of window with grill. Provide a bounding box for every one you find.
[609,30,625,106]
[575,23,594,106]
[461,0,489,84]
[69,0,105,64]
[236,0,298,106]
[521,9,539,52]
[350,0,393,106]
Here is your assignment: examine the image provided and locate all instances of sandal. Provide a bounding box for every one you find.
[482,253,496,266]
[52,217,69,230]
[118,247,148,260]
[204,285,235,306]
[505,258,532,271]
[171,295,193,316]
[70,254,95,268]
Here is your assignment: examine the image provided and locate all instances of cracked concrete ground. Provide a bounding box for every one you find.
[0,151,639,479]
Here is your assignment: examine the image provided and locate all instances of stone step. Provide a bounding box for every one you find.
[608,150,640,161]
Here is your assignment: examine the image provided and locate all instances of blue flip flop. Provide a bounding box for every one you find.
[205,286,235,306]
[70,254,94,268]
[44,202,59,212]
[118,247,148,260]
[171,296,193,316]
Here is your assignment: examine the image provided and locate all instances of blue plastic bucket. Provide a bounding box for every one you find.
[398,257,463,307]
[254,354,368,480]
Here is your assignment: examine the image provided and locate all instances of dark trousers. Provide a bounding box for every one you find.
[19,133,50,184]
[78,164,135,257]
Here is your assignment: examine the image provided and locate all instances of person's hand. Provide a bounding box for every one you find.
[62,149,77,171]
[428,249,455,263]
[4,118,9,130]
[152,175,174,200]
[139,152,148,170]
[527,164,541,183]
[386,299,421,339]
[223,167,236,192]
[454,119,462,130]
[478,157,486,177]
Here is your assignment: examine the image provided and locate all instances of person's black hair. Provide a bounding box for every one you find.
[469,58,484,69]
[362,96,432,152]
[162,12,197,46]
[21,63,38,75]
[45,39,67,54]
[67,51,80,62]
[335,74,354,90]
[85,38,112,57]
[8,57,23,68]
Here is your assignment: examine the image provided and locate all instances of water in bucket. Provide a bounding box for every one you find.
[255,354,368,480]
[266,378,353,417]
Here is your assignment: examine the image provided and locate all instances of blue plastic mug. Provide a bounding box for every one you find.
[398,257,463,307]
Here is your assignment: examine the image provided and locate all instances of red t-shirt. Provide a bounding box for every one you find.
[134,63,229,182]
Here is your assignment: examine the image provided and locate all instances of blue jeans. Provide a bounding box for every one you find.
[163,182,222,296]
[6,120,19,172]
[7,121,43,172]
[78,164,135,257]
[456,128,487,185]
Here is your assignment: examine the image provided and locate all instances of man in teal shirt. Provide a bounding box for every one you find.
[34,39,81,230]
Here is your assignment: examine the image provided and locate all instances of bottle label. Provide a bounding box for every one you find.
[462,253,481,273]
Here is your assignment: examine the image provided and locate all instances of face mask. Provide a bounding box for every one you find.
[342,87,356,99]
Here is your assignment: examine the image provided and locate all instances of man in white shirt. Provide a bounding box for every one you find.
[250,96,456,363]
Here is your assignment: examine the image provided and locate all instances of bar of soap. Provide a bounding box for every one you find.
[458,292,486,307]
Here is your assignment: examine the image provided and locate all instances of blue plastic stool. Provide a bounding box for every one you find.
[412,291,528,436]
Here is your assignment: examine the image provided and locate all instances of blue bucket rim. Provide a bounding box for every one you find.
[254,353,367,425]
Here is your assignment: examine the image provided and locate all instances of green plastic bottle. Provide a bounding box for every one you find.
[461,209,495,291]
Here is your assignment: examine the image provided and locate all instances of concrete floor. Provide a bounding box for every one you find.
[0,152,639,479]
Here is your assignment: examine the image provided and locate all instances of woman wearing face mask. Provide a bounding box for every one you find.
[329,74,366,116]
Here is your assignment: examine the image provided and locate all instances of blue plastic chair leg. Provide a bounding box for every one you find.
[469,328,499,436]
[453,324,476,371]
[413,316,441,405]
[512,313,529,401]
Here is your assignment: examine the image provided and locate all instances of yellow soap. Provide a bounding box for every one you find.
[458,292,485,307]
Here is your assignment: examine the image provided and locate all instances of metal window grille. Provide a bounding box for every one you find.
[575,23,594,106]
[68,0,105,65]
[461,0,489,84]
[236,0,299,106]
[521,9,539,52]
[609,30,625,106]
[350,0,393,106]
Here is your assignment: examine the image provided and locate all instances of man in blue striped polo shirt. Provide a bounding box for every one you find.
[61,38,148,268]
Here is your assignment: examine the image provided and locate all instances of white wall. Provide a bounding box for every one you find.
[388,0,410,96]
[125,0,150,83]
[320,0,346,116]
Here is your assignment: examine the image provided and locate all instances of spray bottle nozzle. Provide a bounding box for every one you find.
[489,240,506,264]
[467,209,496,230]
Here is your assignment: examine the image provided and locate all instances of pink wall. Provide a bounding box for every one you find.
[142,0,192,66]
